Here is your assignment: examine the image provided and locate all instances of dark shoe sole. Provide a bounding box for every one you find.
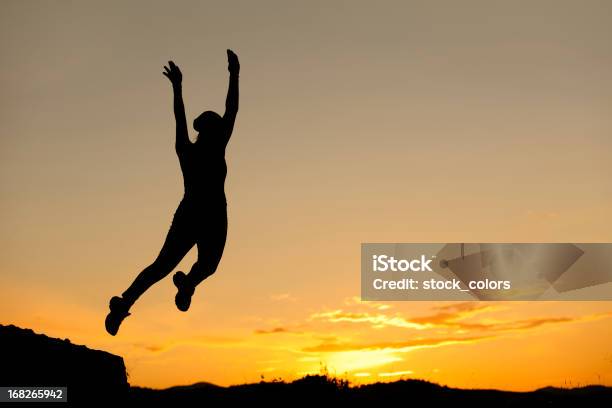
[173,272,194,312]
[105,296,130,336]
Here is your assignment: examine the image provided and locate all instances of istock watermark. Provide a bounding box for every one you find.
[361,243,612,301]
[371,255,434,272]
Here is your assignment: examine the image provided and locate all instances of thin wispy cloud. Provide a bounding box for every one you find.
[310,310,425,330]
[409,302,497,328]
[308,302,612,335]
[254,327,305,335]
[378,370,414,377]
[302,335,491,353]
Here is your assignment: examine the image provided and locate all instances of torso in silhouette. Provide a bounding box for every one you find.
[178,140,227,206]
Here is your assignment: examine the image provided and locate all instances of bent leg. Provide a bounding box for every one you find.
[122,204,195,307]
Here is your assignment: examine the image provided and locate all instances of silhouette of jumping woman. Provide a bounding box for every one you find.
[105,50,240,336]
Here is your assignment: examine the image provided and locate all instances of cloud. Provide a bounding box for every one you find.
[302,335,490,353]
[310,310,425,330]
[309,302,496,331]
[309,302,612,336]
[409,302,497,328]
[253,325,310,335]
[495,313,612,333]
[411,305,612,333]
[378,370,414,377]
[142,344,165,352]
[434,302,498,315]
[254,327,291,335]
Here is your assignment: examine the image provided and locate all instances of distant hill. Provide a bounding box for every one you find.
[0,324,129,403]
[131,375,612,406]
[1,324,610,406]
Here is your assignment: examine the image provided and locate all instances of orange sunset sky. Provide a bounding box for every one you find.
[1,0,611,390]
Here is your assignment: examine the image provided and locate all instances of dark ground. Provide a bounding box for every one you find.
[130,375,612,406]
[2,324,610,406]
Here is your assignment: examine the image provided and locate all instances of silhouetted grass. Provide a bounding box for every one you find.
[3,324,610,406]
[130,373,612,406]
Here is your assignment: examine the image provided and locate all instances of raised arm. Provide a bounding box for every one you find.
[163,61,190,153]
[223,49,240,143]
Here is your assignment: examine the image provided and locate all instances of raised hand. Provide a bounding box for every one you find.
[227,49,240,75]
[163,61,183,87]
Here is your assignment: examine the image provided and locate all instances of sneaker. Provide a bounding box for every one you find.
[173,271,195,312]
[105,296,131,336]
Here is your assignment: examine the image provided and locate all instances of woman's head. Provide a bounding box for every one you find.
[193,111,223,141]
